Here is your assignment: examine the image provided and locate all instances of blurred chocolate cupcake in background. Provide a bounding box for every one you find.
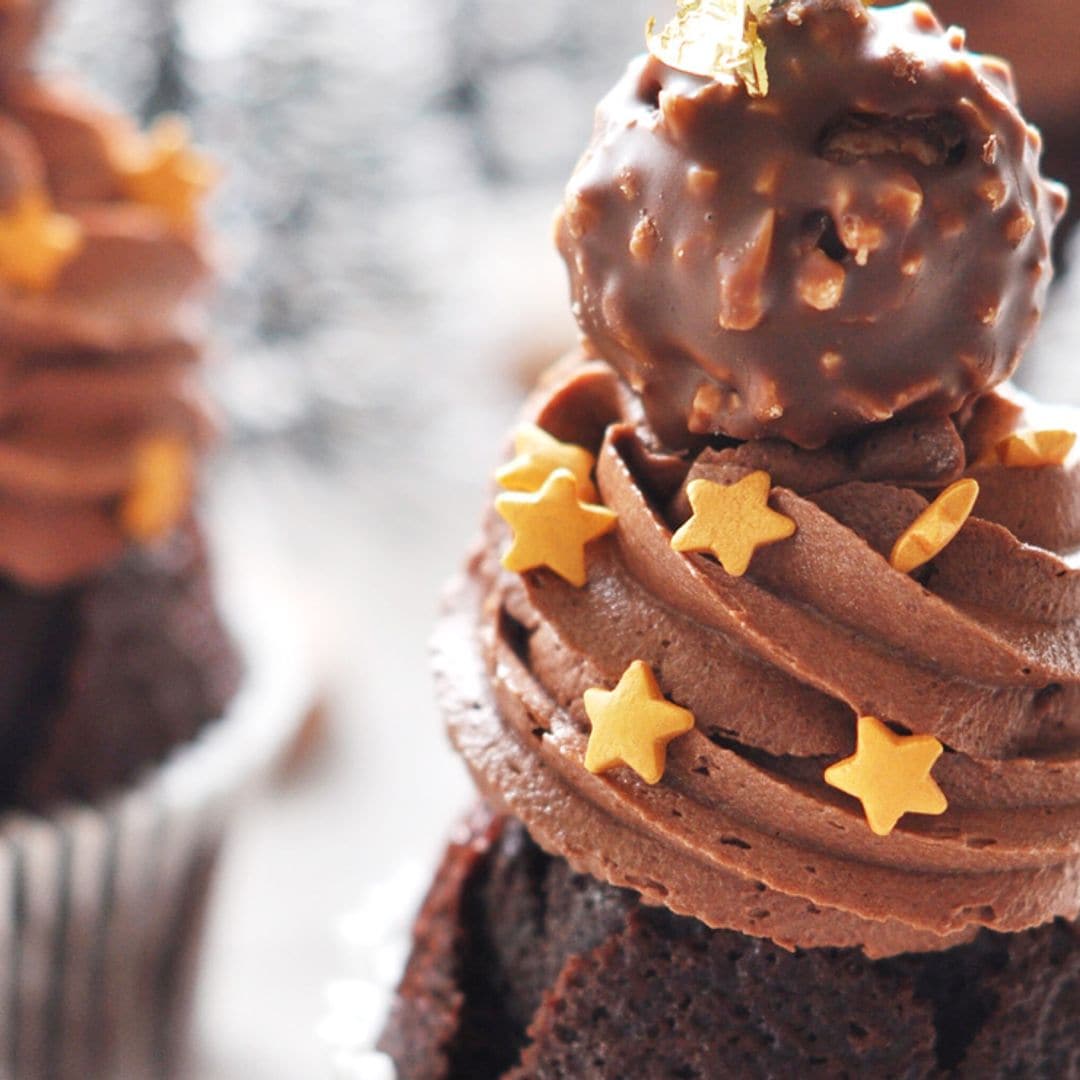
[0,5,309,1077]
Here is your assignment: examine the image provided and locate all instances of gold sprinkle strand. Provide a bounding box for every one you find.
[121,435,193,542]
[495,468,617,587]
[0,191,83,291]
[889,478,979,575]
[496,423,598,502]
[995,430,1076,469]
[671,470,795,577]
[646,0,771,97]
[114,116,217,230]
[584,660,695,785]
[824,716,947,837]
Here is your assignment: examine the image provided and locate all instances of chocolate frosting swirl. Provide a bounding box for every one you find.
[0,79,212,587]
[441,358,1080,958]
[556,0,1066,448]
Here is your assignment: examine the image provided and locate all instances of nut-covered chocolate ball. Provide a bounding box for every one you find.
[932,0,1080,238]
[557,0,1066,449]
[932,0,1079,139]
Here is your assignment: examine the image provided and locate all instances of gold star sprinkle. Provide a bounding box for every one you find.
[120,435,193,542]
[889,478,979,575]
[495,468,617,587]
[496,423,598,502]
[646,0,771,97]
[995,430,1076,469]
[584,660,695,784]
[114,116,217,230]
[0,191,83,292]
[824,716,947,837]
[671,470,795,577]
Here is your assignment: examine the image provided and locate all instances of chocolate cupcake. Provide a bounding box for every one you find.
[0,11,309,1077]
[383,810,1079,1077]
[381,1,1079,1076]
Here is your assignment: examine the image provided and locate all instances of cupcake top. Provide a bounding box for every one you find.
[444,0,1080,960]
[0,77,216,588]
[556,0,1065,448]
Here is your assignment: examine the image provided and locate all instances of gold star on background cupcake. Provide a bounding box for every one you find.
[495,467,617,587]
[824,716,948,837]
[584,660,695,785]
[0,191,83,291]
[114,116,216,230]
[890,478,979,575]
[121,435,193,542]
[995,430,1076,468]
[671,470,795,576]
[496,423,598,502]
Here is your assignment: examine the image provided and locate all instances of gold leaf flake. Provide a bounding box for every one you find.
[646,0,771,97]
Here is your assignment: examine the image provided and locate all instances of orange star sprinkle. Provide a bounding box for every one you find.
[584,660,695,784]
[0,191,82,291]
[995,430,1076,469]
[120,435,193,542]
[496,423,598,502]
[495,467,617,587]
[889,478,979,575]
[114,116,216,230]
[824,716,947,837]
[671,470,795,577]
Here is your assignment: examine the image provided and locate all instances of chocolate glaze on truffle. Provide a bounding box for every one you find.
[557,0,1067,449]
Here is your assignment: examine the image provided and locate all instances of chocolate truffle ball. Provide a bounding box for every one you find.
[556,0,1066,449]
[932,1,1079,140]
[932,0,1080,235]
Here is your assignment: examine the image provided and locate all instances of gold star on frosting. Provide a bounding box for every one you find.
[0,191,83,291]
[114,116,216,230]
[495,467,617,587]
[584,660,695,784]
[995,430,1076,469]
[824,716,948,837]
[890,478,979,575]
[671,471,796,577]
[120,435,193,542]
[496,423,598,502]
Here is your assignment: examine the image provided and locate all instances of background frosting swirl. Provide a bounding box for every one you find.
[0,79,212,587]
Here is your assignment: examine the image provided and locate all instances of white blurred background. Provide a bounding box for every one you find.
[40,0,1080,1075]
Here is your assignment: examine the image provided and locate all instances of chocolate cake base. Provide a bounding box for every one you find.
[380,809,1080,1079]
[0,523,241,812]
